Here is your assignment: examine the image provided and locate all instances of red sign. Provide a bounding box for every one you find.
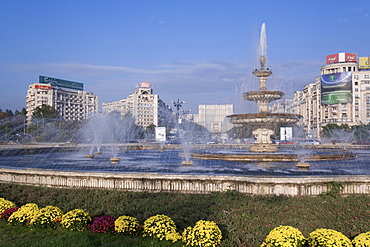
[326,53,357,64]
[326,54,339,64]
[344,53,357,62]
[35,84,51,90]
[140,82,151,88]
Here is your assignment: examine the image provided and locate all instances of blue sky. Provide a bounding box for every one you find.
[0,0,369,114]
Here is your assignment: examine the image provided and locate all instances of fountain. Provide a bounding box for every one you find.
[228,23,300,153]
[0,23,369,196]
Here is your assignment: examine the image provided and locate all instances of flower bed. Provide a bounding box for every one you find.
[6,195,370,246]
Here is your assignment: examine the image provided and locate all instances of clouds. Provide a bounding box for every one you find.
[2,58,320,113]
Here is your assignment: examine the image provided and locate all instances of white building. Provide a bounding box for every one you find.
[26,76,98,122]
[293,53,370,138]
[102,82,172,128]
[186,104,234,135]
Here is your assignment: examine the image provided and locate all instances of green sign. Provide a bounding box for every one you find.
[39,75,83,90]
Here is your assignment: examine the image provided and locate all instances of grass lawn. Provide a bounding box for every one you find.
[0,183,369,246]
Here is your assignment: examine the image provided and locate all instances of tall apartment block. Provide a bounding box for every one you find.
[102,82,172,128]
[26,76,98,122]
[293,53,370,138]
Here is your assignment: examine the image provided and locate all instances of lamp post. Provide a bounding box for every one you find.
[171,99,185,120]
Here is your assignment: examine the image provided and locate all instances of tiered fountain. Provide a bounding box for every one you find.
[228,23,301,152]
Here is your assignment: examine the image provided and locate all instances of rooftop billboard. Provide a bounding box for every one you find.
[39,76,84,90]
[140,82,151,88]
[359,57,370,69]
[326,53,357,64]
[321,72,353,105]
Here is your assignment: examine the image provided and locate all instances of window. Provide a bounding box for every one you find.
[365,75,370,79]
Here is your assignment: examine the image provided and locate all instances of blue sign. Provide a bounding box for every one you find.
[39,75,84,90]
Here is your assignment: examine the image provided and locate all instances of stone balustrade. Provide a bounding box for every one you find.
[1,168,370,196]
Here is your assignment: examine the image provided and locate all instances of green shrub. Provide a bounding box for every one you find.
[307,228,352,247]
[60,209,91,231]
[31,205,63,229]
[143,214,181,242]
[353,231,370,247]
[320,181,344,198]
[8,203,39,226]
[0,198,16,214]
[115,215,140,234]
[182,220,222,247]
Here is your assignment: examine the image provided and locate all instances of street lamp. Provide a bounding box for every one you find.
[171,99,185,118]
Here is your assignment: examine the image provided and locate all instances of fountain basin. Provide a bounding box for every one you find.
[228,113,301,125]
[252,69,272,77]
[186,152,356,162]
[243,90,284,103]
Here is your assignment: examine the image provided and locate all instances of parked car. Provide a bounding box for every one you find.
[353,139,370,145]
[277,140,294,145]
[297,139,321,145]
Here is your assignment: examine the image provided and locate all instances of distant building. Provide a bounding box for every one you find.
[26,76,99,122]
[102,82,173,128]
[269,98,296,114]
[185,104,234,136]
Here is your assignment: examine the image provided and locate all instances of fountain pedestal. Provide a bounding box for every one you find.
[86,154,94,159]
[250,128,277,152]
[110,158,121,164]
[249,143,277,153]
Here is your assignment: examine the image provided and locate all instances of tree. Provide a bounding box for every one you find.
[32,104,59,119]
[21,108,27,115]
[5,109,14,117]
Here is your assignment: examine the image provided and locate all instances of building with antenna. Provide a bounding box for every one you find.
[102,82,173,128]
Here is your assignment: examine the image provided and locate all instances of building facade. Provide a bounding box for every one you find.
[293,53,370,138]
[26,76,98,122]
[102,82,172,128]
[185,104,234,140]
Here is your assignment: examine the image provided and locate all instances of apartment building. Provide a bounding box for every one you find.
[26,76,98,122]
[293,53,370,137]
[102,82,172,128]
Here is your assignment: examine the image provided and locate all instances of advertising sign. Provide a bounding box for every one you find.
[155,127,166,142]
[326,53,357,64]
[359,57,370,69]
[342,52,357,62]
[140,82,151,88]
[326,54,339,64]
[321,72,353,105]
[35,84,51,90]
[39,76,83,91]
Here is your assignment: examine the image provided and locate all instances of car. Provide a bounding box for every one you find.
[297,139,321,145]
[353,139,370,145]
[277,140,294,145]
